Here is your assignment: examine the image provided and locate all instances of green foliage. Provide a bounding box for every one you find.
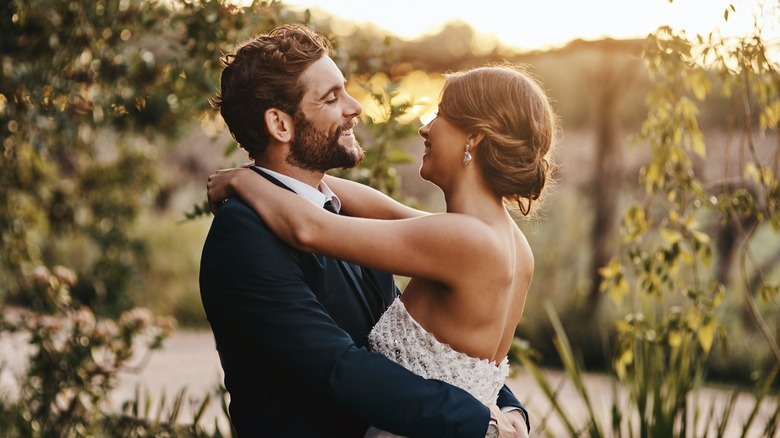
[600,13,780,436]
[0,264,180,437]
[518,3,780,437]
[514,305,780,437]
[0,0,289,314]
[590,26,729,435]
[0,2,307,434]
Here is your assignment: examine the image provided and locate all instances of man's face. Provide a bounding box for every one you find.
[286,56,364,172]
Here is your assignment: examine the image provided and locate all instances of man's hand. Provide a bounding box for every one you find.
[504,409,529,438]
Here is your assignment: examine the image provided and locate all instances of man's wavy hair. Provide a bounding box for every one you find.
[210,25,331,159]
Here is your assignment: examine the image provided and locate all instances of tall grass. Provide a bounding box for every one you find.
[514,303,780,438]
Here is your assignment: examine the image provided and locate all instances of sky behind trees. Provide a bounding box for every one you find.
[280,0,777,51]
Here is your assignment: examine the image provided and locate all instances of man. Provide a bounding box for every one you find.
[200,24,529,437]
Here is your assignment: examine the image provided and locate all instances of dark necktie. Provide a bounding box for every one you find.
[323,200,338,214]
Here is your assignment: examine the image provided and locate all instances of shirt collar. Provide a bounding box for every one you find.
[255,166,342,212]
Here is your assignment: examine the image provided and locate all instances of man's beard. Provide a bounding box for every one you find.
[286,111,364,172]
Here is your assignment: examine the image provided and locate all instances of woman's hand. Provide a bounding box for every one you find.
[488,404,518,438]
[207,167,251,214]
[504,410,530,438]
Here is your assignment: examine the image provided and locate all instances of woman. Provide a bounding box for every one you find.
[208,64,556,437]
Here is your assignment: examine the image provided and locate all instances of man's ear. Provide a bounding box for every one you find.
[265,108,293,143]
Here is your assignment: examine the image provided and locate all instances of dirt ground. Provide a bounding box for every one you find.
[2,329,777,437]
[112,331,780,437]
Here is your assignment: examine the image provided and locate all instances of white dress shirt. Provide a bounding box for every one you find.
[255,166,341,212]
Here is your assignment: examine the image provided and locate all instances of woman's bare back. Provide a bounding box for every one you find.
[399,215,533,364]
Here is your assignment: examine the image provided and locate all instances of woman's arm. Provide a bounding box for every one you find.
[323,174,426,220]
[207,168,499,286]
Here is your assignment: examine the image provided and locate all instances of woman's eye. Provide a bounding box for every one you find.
[420,111,438,125]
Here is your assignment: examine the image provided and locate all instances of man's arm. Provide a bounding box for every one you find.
[200,199,491,437]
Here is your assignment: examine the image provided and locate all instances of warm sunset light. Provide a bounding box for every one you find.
[281,0,779,125]
[5,1,780,435]
[283,0,778,51]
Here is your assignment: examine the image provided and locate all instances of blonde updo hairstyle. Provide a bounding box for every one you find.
[438,64,557,216]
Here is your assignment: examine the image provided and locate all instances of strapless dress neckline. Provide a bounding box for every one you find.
[368,298,509,405]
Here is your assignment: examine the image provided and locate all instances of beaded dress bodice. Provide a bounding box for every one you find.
[368,298,509,405]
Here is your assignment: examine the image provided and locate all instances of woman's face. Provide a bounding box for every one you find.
[418,109,468,185]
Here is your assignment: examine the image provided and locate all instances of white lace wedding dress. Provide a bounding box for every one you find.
[364,298,509,438]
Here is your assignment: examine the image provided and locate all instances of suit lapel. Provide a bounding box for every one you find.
[249,167,296,193]
[337,260,378,322]
[250,166,379,321]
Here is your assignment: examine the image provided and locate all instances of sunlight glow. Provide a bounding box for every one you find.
[347,70,445,125]
[282,0,778,51]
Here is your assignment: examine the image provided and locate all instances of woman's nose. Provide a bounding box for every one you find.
[418,121,430,138]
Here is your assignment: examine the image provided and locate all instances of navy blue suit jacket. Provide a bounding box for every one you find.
[199,171,522,437]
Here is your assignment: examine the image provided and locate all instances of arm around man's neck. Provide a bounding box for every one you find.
[323,174,427,220]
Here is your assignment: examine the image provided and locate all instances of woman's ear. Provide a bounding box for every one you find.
[265,108,293,143]
[468,132,485,150]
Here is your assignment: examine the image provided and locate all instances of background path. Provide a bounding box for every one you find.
[111,330,779,437]
[3,329,777,436]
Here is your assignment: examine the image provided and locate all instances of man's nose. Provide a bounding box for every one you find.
[344,93,362,117]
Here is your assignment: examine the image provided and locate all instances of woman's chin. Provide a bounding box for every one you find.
[418,165,430,182]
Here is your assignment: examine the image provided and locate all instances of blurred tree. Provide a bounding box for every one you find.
[0,0,288,315]
[2,0,425,316]
[583,48,642,317]
[599,1,780,433]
